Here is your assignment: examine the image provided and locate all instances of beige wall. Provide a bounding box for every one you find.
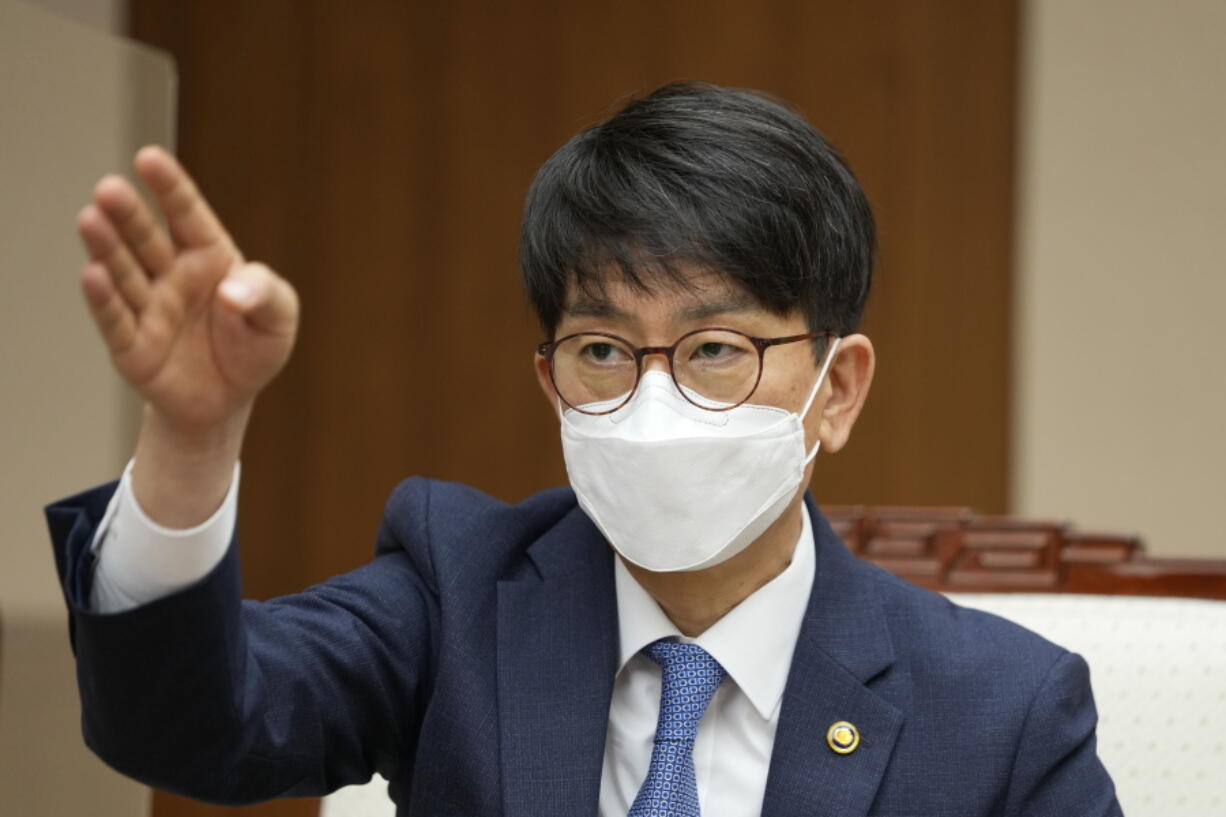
[0,0,172,813]
[1013,0,1226,556]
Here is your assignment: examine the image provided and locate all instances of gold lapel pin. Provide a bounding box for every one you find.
[826,720,860,755]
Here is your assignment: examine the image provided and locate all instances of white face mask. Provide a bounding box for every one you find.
[559,337,841,572]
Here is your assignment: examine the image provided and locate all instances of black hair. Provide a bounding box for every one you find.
[519,81,875,340]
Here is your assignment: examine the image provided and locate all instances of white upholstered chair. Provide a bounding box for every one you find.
[949,593,1226,815]
[320,507,1226,817]
[320,774,392,817]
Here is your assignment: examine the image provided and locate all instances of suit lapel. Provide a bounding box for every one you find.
[496,506,618,817]
[494,495,904,816]
[761,496,905,817]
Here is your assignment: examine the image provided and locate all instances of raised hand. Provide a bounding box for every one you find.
[76,147,299,526]
[77,146,298,434]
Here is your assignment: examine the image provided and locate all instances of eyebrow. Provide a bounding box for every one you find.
[562,298,633,320]
[679,296,756,321]
[561,295,757,323]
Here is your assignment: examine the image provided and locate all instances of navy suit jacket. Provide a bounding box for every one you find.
[47,477,1121,816]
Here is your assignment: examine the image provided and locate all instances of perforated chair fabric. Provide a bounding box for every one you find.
[320,773,392,817]
[948,593,1226,817]
[319,594,1226,817]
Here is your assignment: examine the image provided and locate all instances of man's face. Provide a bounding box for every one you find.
[534,264,857,486]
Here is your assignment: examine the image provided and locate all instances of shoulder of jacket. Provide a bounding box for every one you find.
[866,563,1069,688]
[374,476,577,575]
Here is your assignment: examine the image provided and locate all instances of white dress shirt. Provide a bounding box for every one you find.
[90,468,816,816]
[90,460,238,613]
[599,507,814,817]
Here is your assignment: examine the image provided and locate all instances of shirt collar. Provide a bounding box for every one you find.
[613,505,816,721]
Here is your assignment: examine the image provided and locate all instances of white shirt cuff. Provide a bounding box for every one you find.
[89,460,240,613]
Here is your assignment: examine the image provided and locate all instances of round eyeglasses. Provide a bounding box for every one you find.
[537,328,832,415]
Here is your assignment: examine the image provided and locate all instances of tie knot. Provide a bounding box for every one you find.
[643,640,726,742]
[644,640,722,674]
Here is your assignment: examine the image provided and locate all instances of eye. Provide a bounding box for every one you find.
[691,342,740,362]
[580,341,630,364]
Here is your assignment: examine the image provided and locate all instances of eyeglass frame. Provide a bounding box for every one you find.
[536,327,834,415]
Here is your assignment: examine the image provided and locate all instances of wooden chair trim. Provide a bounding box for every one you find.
[824,505,1226,600]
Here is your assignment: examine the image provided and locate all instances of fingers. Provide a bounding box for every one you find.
[216,263,299,336]
[80,262,138,355]
[134,145,235,253]
[77,204,151,312]
[92,174,176,277]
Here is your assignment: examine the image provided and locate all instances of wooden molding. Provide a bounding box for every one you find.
[825,506,1226,600]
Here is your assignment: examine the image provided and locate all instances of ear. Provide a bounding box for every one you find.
[816,333,875,453]
[534,351,561,417]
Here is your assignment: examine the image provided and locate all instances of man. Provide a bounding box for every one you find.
[48,83,1121,815]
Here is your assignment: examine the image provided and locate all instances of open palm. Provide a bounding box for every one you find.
[76,147,298,433]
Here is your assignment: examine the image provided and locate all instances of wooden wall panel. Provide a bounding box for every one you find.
[129,2,1017,815]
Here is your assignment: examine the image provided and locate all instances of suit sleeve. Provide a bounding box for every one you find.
[1003,651,1123,817]
[45,481,438,805]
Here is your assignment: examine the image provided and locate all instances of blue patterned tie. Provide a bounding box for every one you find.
[628,640,727,816]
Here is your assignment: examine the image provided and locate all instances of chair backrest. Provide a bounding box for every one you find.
[947,593,1226,816]
[320,508,1226,817]
[320,774,391,817]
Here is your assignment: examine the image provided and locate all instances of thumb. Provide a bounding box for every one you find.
[217,262,299,335]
